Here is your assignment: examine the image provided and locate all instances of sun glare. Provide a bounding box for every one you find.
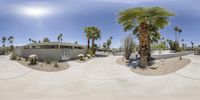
[20,6,51,18]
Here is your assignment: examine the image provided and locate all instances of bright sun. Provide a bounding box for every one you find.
[20,6,51,18]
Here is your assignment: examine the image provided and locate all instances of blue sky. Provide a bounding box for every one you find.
[0,0,199,47]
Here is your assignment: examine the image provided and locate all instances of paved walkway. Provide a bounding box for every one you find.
[0,56,31,80]
[0,54,200,100]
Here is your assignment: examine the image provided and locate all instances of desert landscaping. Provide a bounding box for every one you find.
[1,0,200,100]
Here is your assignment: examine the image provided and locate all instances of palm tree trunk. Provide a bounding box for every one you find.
[147,36,151,65]
[87,39,90,49]
[91,38,95,54]
[138,22,148,68]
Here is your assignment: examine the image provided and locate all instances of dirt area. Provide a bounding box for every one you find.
[117,57,191,76]
[17,58,69,72]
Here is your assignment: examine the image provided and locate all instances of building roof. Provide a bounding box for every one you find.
[26,42,86,48]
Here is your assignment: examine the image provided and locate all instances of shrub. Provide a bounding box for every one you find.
[194,47,200,55]
[45,59,51,64]
[18,56,21,61]
[25,58,28,61]
[53,61,59,68]
[123,35,135,60]
[28,54,38,65]
[87,54,91,59]
[10,53,18,60]
[87,49,93,55]
[78,54,84,61]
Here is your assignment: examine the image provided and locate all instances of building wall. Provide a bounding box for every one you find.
[15,48,86,61]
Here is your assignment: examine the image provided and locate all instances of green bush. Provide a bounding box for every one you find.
[78,54,85,61]
[45,59,51,64]
[87,54,91,59]
[28,54,38,65]
[10,53,18,60]
[87,49,93,55]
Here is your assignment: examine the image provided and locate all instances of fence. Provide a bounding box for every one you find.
[15,48,86,61]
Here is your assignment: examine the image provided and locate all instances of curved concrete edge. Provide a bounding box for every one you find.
[0,55,32,80]
[175,54,200,80]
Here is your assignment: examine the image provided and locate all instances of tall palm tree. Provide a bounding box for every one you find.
[8,36,14,51]
[2,36,6,47]
[8,36,14,45]
[84,27,93,49]
[91,27,101,54]
[191,42,194,51]
[29,38,32,44]
[106,36,113,51]
[181,39,184,51]
[174,26,179,42]
[178,28,182,42]
[57,34,63,49]
[118,7,174,68]
[57,34,63,42]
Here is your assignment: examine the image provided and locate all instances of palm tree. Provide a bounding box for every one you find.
[166,39,170,49]
[84,27,93,50]
[118,7,174,68]
[178,28,182,42]
[8,36,14,45]
[191,42,194,51]
[29,38,32,44]
[74,41,78,44]
[106,36,113,51]
[2,36,6,48]
[57,34,63,42]
[181,39,184,51]
[84,27,101,54]
[32,40,36,44]
[2,36,6,53]
[8,36,14,51]
[57,34,63,49]
[174,26,179,42]
[90,27,101,54]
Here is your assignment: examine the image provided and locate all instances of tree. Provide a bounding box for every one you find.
[84,27,93,50]
[106,36,113,51]
[118,7,174,68]
[84,27,101,54]
[168,40,175,50]
[57,34,63,49]
[74,41,78,44]
[57,34,63,42]
[2,36,6,54]
[181,39,184,51]
[191,42,194,51]
[174,26,182,52]
[2,36,6,47]
[123,35,135,60]
[174,26,179,42]
[43,37,50,42]
[29,38,32,43]
[102,43,107,51]
[8,36,14,51]
[32,40,37,44]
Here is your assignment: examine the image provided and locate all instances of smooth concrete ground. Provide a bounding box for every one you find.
[0,54,200,100]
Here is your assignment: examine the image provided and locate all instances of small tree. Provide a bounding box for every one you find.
[123,35,135,60]
[43,37,50,42]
